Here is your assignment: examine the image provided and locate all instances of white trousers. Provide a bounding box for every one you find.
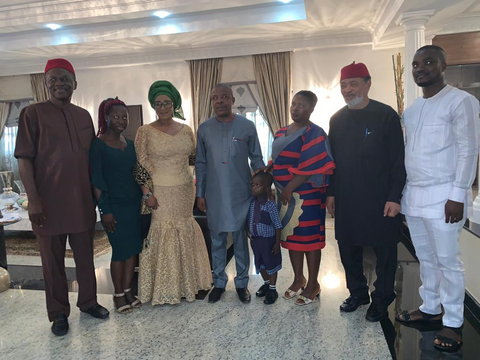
[405,215,465,328]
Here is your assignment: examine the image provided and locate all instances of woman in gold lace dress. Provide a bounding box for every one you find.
[135,80,212,305]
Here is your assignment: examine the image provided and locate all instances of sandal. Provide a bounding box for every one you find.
[283,280,306,300]
[113,293,133,314]
[283,287,304,300]
[395,309,442,324]
[433,326,463,352]
[124,289,142,308]
[295,287,320,306]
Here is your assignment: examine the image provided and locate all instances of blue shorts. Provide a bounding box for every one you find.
[250,236,282,275]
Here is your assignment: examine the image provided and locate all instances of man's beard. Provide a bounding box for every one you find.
[415,79,433,87]
[346,96,364,108]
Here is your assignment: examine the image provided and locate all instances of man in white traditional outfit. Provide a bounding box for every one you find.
[396,45,480,353]
[195,84,265,303]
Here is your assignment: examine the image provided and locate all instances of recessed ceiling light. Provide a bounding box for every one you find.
[153,10,171,19]
[45,23,62,30]
[278,0,293,3]
[155,24,181,35]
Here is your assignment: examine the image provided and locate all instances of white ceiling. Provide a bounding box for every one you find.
[0,0,479,76]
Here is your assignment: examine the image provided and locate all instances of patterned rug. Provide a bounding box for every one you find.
[5,231,111,257]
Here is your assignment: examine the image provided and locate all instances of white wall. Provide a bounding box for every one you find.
[219,47,405,134]
[222,56,255,83]
[72,55,259,131]
[0,75,32,101]
[72,55,259,130]
[292,46,404,132]
[72,61,192,129]
[0,61,193,130]
[1,46,405,133]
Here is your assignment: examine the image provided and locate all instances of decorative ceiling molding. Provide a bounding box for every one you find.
[0,0,167,29]
[0,0,283,33]
[0,0,272,24]
[1,0,479,76]
[396,9,436,29]
[0,30,372,76]
[370,0,405,48]
[0,1,307,51]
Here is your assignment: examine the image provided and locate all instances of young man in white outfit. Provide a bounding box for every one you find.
[396,45,480,353]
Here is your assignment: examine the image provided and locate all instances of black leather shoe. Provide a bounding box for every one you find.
[263,289,278,305]
[256,283,269,297]
[208,287,225,303]
[366,302,388,322]
[81,304,110,319]
[340,295,370,312]
[236,288,251,303]
[51,314,69,336]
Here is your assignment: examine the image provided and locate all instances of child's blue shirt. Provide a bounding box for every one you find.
[247,197,282,237]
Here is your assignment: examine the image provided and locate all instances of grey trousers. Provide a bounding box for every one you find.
[210,228,250,288]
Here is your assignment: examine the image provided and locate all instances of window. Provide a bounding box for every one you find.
[244,109,273,164]
[0,99,32,183]
[2,126,18,163]
[228,82,273,164]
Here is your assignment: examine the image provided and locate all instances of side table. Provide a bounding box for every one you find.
[0,225,5,269]
[0,215,22,269]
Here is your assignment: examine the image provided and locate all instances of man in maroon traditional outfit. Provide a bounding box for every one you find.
[15,58,109,336]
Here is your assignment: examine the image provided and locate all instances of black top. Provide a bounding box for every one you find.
[328,100,406,246]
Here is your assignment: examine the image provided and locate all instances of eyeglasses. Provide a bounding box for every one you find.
[154,101,173,108]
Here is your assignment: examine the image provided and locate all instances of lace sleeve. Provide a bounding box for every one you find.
[134,126,154,173]
[134,127,154,215]
[186,125,196,166]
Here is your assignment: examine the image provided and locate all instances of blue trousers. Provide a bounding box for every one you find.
[210,228,249,288]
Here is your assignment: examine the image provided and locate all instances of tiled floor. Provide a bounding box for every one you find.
[0,218,479,359]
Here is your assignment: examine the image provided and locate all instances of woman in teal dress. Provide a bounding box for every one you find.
[90,97,143,313]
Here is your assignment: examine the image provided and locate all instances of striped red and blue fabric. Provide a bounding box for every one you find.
[273,123,335,251]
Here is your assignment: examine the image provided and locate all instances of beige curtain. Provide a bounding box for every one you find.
[0,102,10,139]
[0,102,13,176]
[30,73,49,103]
[0,102,10,138]
[252,52,291,134]
[189,58,223,133]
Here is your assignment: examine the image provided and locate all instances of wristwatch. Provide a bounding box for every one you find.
[142,192,153,201]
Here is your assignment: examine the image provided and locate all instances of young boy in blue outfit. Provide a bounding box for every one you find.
[247,172,283,305]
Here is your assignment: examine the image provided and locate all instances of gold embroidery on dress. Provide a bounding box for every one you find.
[134,125,212,305]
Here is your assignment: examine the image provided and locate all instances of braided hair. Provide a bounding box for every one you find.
[97,97,127,136]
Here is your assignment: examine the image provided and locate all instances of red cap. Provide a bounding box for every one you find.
[44,58,75,75]
[340,62,370,81]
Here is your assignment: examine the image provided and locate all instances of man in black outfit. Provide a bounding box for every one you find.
[326,62,406,322]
